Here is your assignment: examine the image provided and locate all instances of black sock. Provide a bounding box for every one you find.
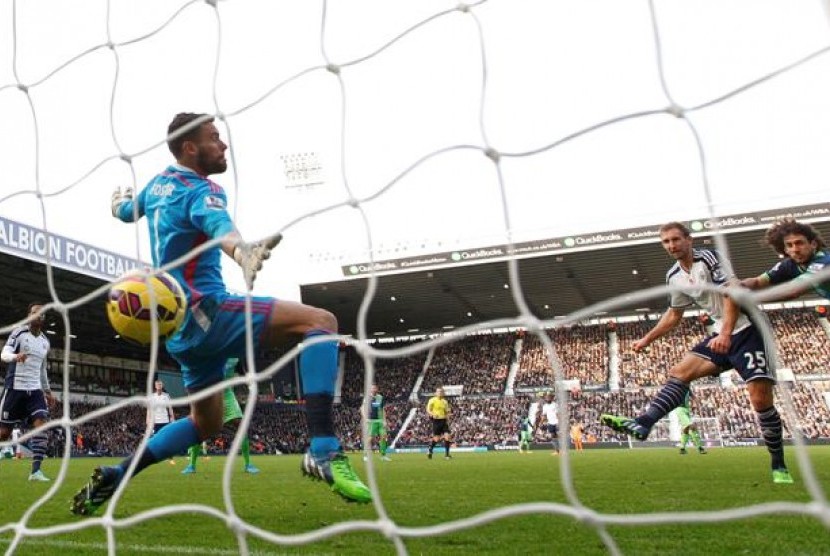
[638,377,689,428]
[757,406,786,469]
[444,440,450,456]
[304,393,336,438]
[429,441,436,453]
[118,448,158,477]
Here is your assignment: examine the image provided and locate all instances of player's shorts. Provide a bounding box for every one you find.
[153,422,171,435]
[0,389,48,426]
[675,407,693,428]
[223,387,243,423]
[431,418,450,436]
[519,430,531,443]
[167,293,277,391]
[368,420,386,437]
[690,325,774,383]
[546,424,559,437]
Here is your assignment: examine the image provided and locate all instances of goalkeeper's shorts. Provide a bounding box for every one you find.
[168,293,276,391]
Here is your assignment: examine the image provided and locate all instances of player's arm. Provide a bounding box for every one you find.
[426,398,435,419]
[111,186,146,222]
[707,293,737,355]
[632,307,683,352]
[39,357,55,407]
[742,260,808,301]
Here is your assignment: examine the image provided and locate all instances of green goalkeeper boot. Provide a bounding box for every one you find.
[301,451,372,504]
[70,466,124,516]
[600,414,650,441]
[772,468,794,484]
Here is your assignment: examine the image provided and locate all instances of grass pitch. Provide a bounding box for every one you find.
[1,447,828,555]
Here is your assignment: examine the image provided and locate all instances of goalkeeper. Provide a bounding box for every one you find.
[182,358,259,474]
[674,388,706,455]
[71,113,370,517]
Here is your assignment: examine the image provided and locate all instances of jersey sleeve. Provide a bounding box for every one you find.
[188,185,236,239]
[764,259,798,285]
[703,249,731,285]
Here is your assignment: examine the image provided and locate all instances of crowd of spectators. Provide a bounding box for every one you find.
[616,318,707,387]
[419,333,515,395]
[765,309,830,375]
[516,325,609,388]
[340,342,426,402]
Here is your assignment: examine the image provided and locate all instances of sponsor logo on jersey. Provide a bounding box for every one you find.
[205,195,226,209]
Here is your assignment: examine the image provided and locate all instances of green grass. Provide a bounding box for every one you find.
[1,447,829,555]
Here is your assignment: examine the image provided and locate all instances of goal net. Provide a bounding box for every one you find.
[1,0,829,554]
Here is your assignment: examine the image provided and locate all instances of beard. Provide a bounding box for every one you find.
[197,149,227,175]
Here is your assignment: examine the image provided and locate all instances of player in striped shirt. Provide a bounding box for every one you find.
[181,358,259,474]
[601,222,793,484]
[0,302,55,482]
[71,113,369,516]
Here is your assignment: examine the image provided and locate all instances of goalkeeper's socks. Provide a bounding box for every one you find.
[680,433,689,449]
[121,418,200,476]
[241,436,251,467]
[188,444,199,468]
[299,330,338,395]
[300,331,341,458]
[638,377,689,428]
[690,430,703,449]
[757,406,786,469]
[379,439,388,456]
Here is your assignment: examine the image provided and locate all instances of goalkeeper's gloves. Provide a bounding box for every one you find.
[111,187,134,218]
[232,234,283,289]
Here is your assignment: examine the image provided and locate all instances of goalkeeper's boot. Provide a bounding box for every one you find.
[772,468,794,484]
[679,448,687,455]
[70,466,123,516]
[301,451,372,504]
[181,465,196,475]
[698,447,708,455]
[244,463,260,474]
[600,414,650,441]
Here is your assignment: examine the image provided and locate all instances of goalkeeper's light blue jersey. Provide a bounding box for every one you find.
[115,164,236,340]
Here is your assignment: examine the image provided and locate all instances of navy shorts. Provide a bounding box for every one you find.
[690,325,774,383]
[0,389,48,426]
[546,424,559,436]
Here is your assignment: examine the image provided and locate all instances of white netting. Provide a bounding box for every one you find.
[2,1,830,554]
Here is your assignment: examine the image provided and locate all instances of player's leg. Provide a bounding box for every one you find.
[550,425,559,454]
[18,392,49,481]
[443,428,451,459]
[730,327,791,483]
[428,432,438,459]
[263,300,370,502]
[182,444,199,474]
[602,348,719,440]
[72,391,223,515]
[747,378,791,482]
[222,388,258,473]
[688,423,705,453]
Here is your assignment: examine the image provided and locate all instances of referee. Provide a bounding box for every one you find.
[426,387,451,460]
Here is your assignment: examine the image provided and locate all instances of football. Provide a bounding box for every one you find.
[106,271,186,346]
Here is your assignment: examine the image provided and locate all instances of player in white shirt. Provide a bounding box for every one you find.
[538,393,560,455]
[150,380,176,465]
[601,222,793,484]
[0,303,55,481]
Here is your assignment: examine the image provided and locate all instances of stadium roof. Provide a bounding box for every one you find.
[302,221,830,338]
[3,218,830,357]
